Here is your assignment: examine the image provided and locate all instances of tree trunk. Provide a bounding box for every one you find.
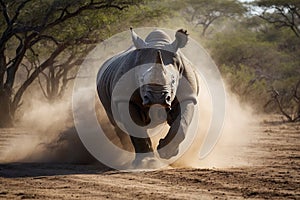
[0,46,13,127]
[201,25,208,37]
[0,88,13,127]
[0,48,5,88]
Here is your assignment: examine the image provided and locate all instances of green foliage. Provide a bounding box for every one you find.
[206,19,300,111]
[220,64,269,108]
[164,0,300,117]
[179,0,246,36]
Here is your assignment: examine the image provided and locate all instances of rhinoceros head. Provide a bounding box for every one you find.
[136,50,181,109]
[131,28,188,109]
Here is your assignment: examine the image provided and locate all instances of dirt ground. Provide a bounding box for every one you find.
[0,116,299,200]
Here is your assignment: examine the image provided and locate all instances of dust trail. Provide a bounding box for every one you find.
[1,99,94,164]
[197,92,259,168]
[174,86,259,169]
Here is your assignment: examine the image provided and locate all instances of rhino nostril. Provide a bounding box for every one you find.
[165,95,171,102]
[143,95,151,105]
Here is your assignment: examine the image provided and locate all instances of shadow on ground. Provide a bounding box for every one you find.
[0,162,111,178]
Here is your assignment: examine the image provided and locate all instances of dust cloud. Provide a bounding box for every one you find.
[174,85,259,169]
[1,97,94,164]
[1,79,258,170]
[1,28,260,170]
[197,92,258,168]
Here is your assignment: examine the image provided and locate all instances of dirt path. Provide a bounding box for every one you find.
[0,117,299,199]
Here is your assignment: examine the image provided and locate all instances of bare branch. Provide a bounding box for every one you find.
[12,42,69,111]
[0,0,10,24]
[37,73,49,100]
[258,4,300,38]
[39,70,50,83]
[271,88,293,121]
[293,79,300,102]
[20,63,32,79]
[13,1,129,34]
[31,35,60,46]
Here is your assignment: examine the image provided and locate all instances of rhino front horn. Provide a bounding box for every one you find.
[155,50,166,73]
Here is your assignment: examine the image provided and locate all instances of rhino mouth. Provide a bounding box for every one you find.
[141,84,172,109]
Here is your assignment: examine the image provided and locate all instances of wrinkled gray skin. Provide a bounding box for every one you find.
[97,29,199,162]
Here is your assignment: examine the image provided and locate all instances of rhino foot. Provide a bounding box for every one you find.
[157,139,179,159]
[132,153,165,170]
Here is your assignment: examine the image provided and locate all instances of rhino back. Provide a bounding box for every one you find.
[97,50,138,120]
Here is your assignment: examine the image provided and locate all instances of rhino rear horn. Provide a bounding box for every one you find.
[156,50,163,64]
[130,27,147,49]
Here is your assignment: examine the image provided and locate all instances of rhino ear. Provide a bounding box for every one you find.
[171,29,188,52]
[130,27,147,49]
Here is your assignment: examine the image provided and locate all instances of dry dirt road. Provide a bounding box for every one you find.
[0,116,299,199]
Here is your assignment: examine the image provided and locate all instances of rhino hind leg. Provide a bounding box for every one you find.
[114,126,134,152]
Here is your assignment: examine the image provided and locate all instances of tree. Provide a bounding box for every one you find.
[265,80,300,122]
[0,0,139,127]
[254,0,300,37]
[207,18,300,112]
[182,0,246,36]
[37,44,95,102]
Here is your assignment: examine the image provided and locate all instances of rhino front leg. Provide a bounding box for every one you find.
[115,102,153,154]
[113,101,155,168]
[157,100,195,159]
[130,136,153,153]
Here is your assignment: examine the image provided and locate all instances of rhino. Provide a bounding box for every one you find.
[96,28,199,163]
